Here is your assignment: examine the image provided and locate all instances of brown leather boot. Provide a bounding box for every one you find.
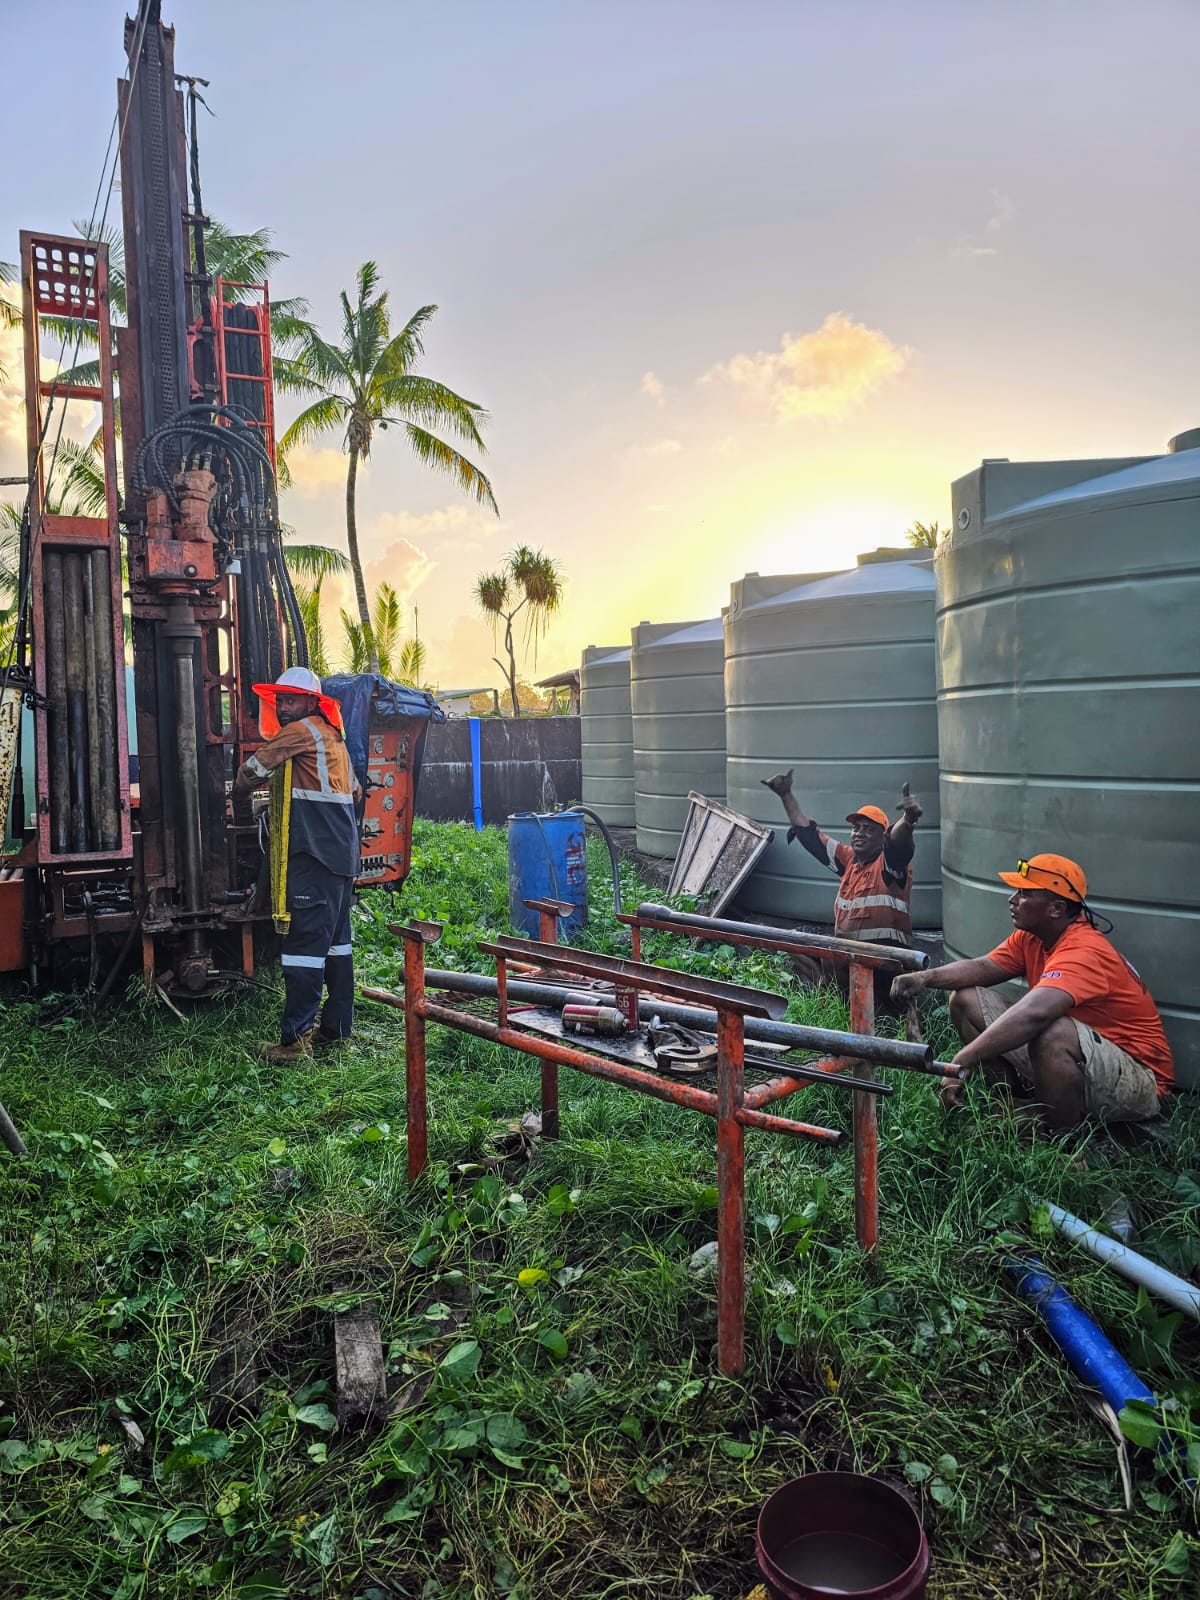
[258,1032,313,1065]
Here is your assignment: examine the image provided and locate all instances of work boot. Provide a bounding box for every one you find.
[258,1032,314,1065]
[312,1029,350,1052]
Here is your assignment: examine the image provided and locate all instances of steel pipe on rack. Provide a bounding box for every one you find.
[632,903,930,972]
[411,967,954,1076]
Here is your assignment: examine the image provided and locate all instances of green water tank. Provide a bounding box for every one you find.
[941,433,1200,1084]
[725,552,942,927]
[580,644,635,826]
[631,616,726,858]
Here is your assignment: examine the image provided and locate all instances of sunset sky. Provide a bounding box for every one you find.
[2,1,1196,690]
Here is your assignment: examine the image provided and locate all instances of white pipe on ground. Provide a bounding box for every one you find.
[1046,1202,1200,1320]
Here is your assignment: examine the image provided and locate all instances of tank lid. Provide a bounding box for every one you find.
[641,616,723,648]
[856,546,926,566]
[583,644,631,666]
[1168,426,1200,454]
[740,559,934,612]
[1001,446,1200,518]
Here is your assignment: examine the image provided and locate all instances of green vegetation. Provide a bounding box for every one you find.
[475,547,565,716]
[1,822,1197,1598]
[278,263,497,674]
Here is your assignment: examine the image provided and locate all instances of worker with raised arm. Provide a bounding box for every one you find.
[233,667,362,1064]
[760,771,923,948]
[890,853,1174,1132]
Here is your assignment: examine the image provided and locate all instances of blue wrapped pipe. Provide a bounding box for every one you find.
[1008,1259,1156,1414]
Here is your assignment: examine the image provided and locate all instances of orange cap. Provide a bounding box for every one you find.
[845,804,889,828]
[998,853,1087,902]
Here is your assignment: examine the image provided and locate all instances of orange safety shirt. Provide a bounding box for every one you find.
[242,714,362,877]
[792,822,913,945]
[987,923,1174,1095]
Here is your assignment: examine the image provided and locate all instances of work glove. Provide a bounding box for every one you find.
[889,971,926,1005]
[760,769,794,797]
[896,781,923,825]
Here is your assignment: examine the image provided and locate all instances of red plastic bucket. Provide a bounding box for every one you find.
[756,1471,929,1599]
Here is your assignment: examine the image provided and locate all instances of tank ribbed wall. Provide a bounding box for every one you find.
[580,644,635,826]
[725,554,942,927]
[631,617,726,857]
[941,438,1200,1084]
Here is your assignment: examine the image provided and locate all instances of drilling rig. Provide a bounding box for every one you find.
[2,0,437,994]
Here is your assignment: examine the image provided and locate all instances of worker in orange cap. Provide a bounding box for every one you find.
[233,667,362,1064]
[890,854,1174,1132]
[760,772,923,948]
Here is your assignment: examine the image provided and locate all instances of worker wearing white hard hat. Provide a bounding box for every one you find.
[233,666,362,1063]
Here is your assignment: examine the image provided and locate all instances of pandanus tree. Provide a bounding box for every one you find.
[475,546,564,715]
[277,262,496,673]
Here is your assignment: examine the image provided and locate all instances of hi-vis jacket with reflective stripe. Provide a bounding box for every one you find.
[791,820,913,946]
[241,714,362,877]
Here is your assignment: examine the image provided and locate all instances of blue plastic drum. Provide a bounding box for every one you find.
[507,809,589,942]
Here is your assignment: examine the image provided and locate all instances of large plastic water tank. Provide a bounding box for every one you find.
[725,552,942,927]
[580,645,635,826]
[631,617,726,858]
[941,432,1200,1084]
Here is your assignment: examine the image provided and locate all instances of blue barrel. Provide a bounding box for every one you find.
[508,809,589,942]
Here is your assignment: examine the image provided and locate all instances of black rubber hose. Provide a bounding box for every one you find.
[572,805,623,916]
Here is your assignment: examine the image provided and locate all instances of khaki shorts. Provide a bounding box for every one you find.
[977,988,1160,1122]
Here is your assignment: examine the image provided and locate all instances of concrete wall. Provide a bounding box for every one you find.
[417,716,581,825]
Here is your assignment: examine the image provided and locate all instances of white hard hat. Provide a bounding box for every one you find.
[273,666,323,695]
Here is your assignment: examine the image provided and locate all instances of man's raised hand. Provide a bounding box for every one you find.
[761,769,794,797]
[897,781,923,825]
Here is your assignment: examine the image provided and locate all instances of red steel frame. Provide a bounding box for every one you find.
[211,278,277,468]
[393,919,858,1378]
[621,907,925,1255]
[21,232,132,866]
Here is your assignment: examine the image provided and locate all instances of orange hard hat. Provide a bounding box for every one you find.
[998,853,1087,903]
[252,666,344,737]
[845,804,890,828]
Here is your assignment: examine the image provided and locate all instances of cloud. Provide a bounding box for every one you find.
[286,446,347,496]
[985,190,1016,233]
[363,504,503,561]
[363,534,437,608]
[640,370,665,405]
[617,436,683,464]
[953,189,1016,259]
[702,313,909,420]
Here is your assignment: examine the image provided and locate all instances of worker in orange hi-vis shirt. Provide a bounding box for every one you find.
[890,853,1174,1133]
[760,771,923,948]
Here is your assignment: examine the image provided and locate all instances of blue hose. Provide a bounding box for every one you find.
[1008,1259,1156,1413]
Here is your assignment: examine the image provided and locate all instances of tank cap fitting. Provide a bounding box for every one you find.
[1168,426,1200,454]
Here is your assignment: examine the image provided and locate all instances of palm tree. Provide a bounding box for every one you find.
[339,581,408,677]
[277,262,496,672]
[905,520,948,549]
[0,261,17,386]
[475,545,564,715]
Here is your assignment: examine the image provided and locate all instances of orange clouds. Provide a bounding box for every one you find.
[703,311,909,420]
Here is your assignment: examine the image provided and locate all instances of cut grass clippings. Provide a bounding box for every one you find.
[1,819,1197,1599]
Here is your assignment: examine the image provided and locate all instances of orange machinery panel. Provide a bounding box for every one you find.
[356,720,422,888]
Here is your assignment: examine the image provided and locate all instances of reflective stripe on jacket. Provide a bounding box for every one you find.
[242,714,362,877]
[793,821,913,945]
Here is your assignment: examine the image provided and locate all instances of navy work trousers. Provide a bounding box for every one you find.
[280,851,355,1044]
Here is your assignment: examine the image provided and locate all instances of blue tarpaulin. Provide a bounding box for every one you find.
[321,674,444,821]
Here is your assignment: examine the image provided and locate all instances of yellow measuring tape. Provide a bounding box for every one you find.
[270,759,293,935]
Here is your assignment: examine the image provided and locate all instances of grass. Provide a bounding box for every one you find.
[0,818,1197,1599]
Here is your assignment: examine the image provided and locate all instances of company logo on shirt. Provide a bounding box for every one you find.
[1043,969,1062,979]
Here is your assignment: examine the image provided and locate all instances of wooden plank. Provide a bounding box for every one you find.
[334,1300,387,1426]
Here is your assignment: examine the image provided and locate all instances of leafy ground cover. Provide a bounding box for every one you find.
[1,819,1197,1599]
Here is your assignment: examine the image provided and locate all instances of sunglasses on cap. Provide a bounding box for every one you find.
[1014,858,1085,901]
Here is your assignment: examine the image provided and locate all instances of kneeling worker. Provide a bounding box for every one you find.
[761,770,923,948]
[891,853,1173,1131]
[233,667,362,1064]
